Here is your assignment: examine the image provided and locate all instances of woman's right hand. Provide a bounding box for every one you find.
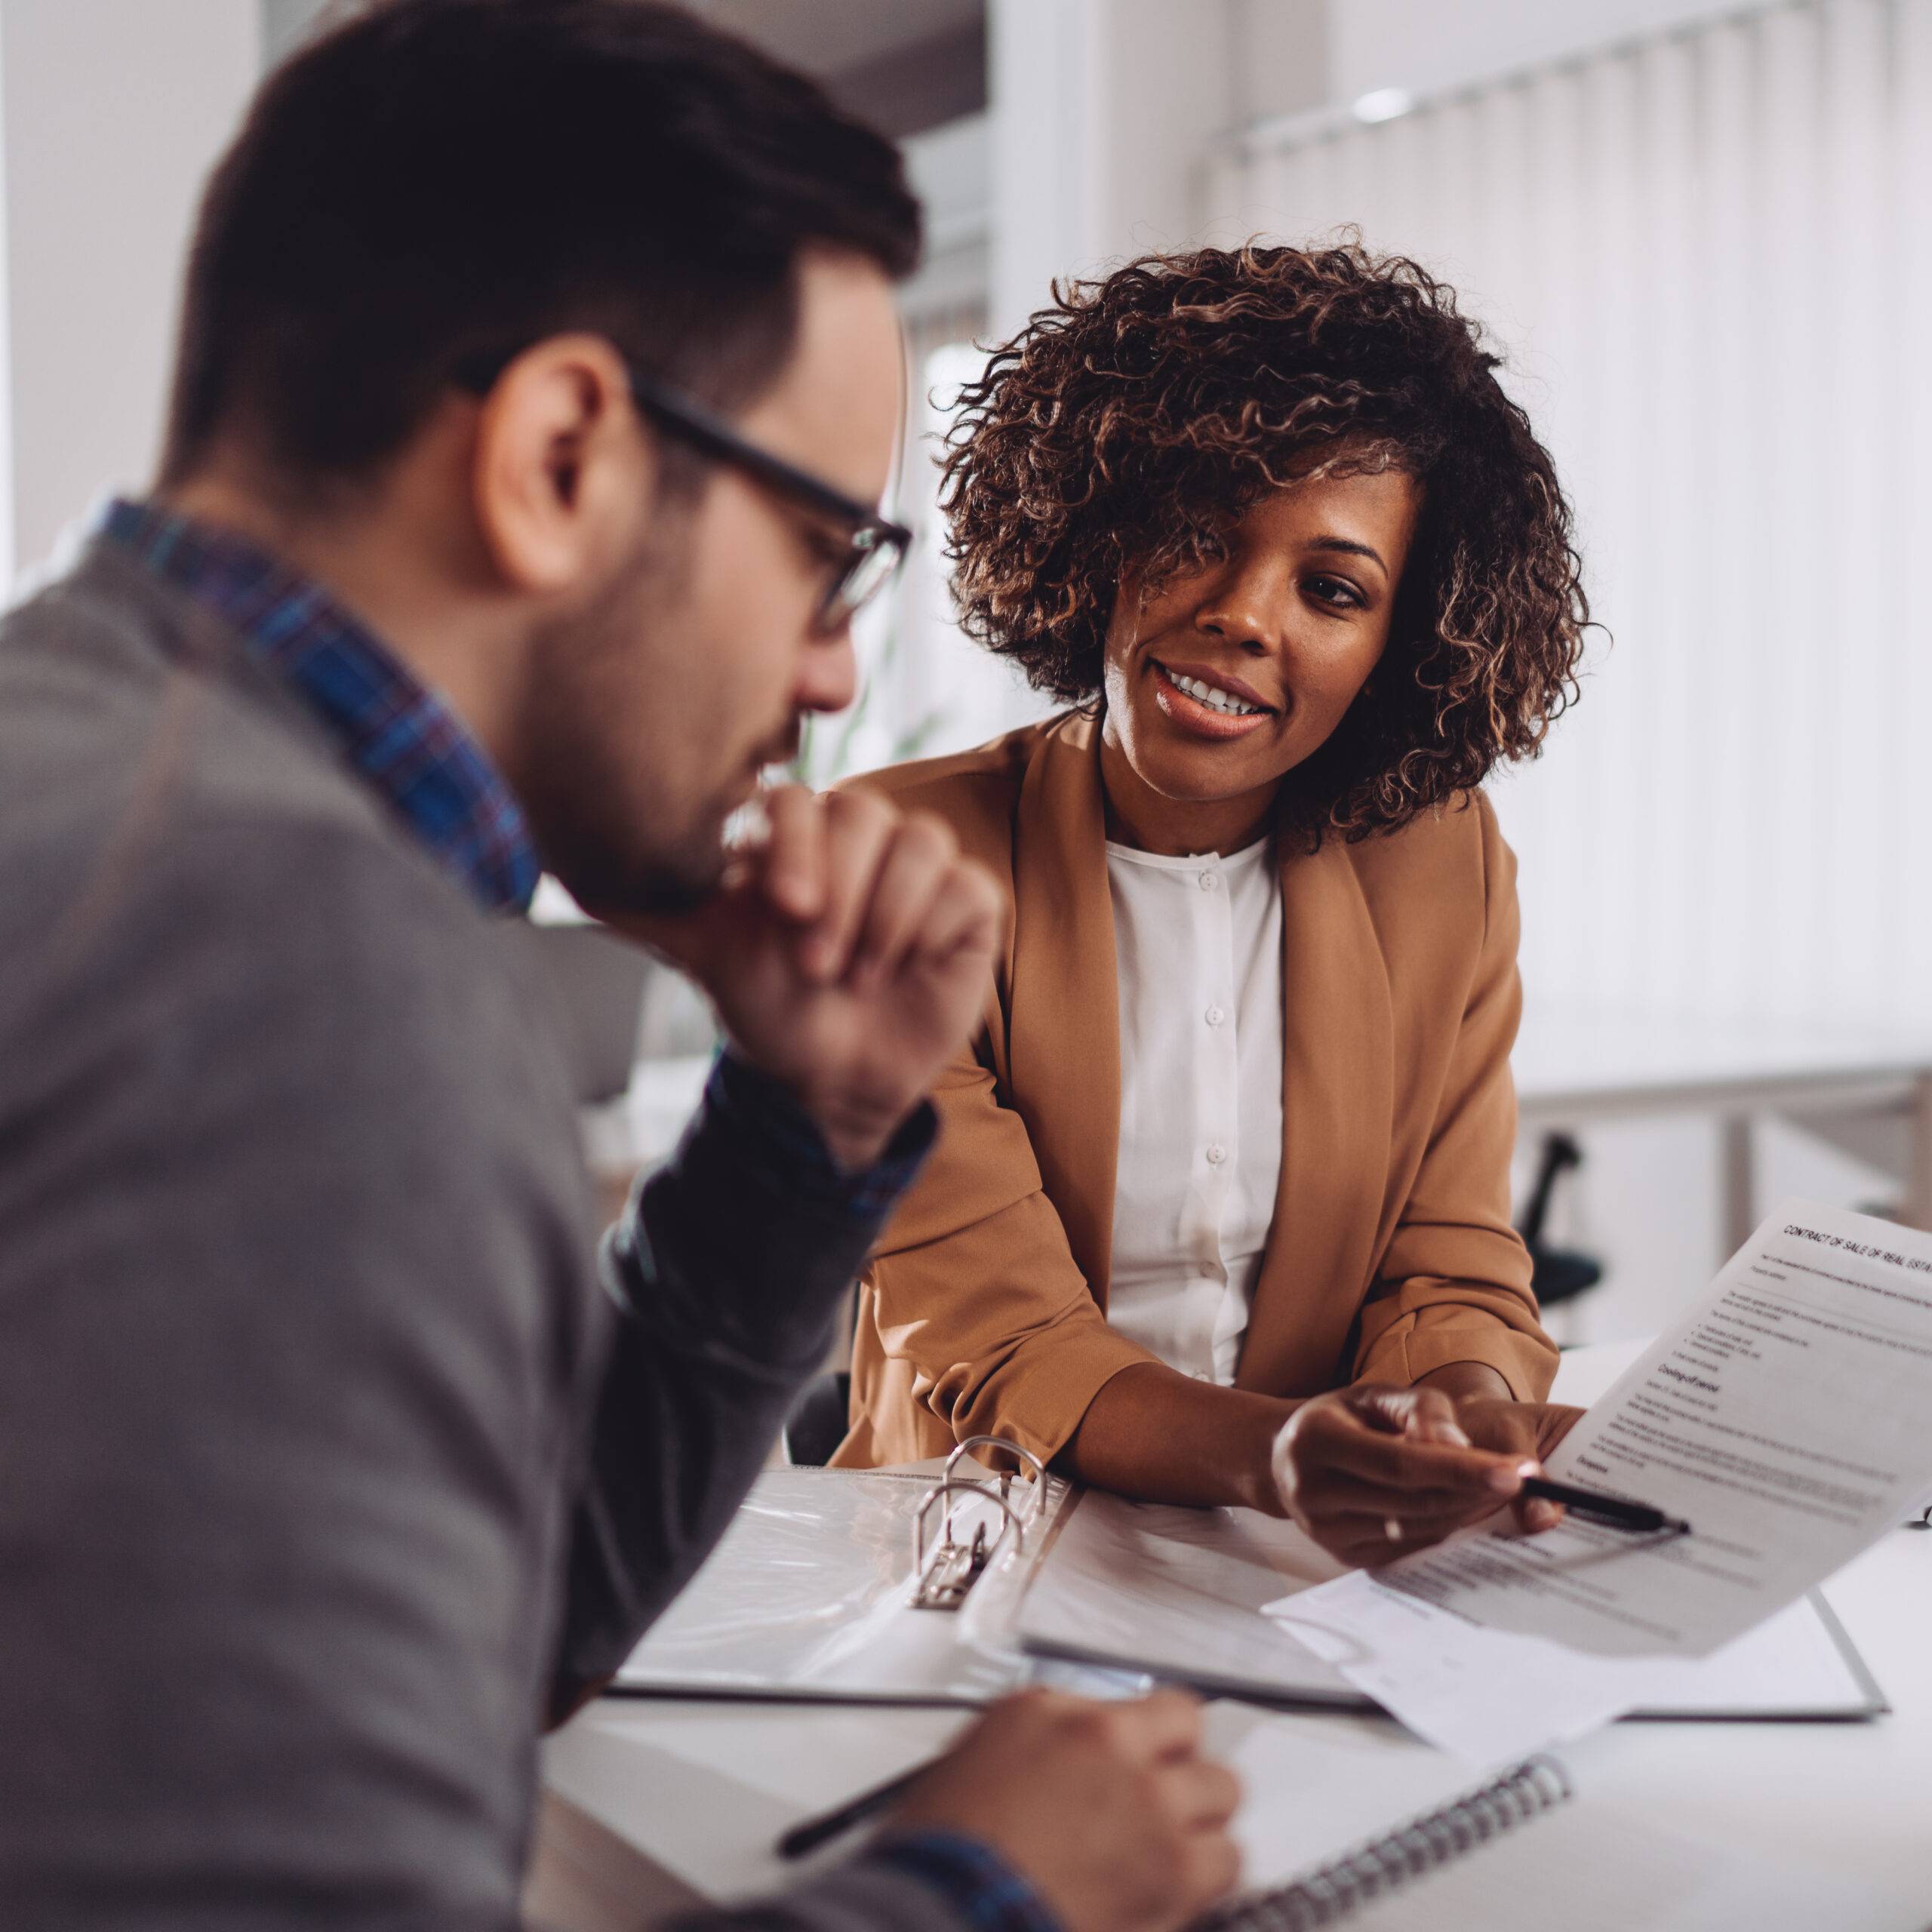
[1269,1384,1534,1566]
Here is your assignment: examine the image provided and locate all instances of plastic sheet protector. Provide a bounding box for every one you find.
[614,1466,1137,1704]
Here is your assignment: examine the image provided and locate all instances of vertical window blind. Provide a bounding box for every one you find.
[1207,0,1932,1027]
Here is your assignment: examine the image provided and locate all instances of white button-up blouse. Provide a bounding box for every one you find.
[1104,833,1284,1385]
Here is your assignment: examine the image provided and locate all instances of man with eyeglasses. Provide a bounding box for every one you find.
[0,5,1241,1932]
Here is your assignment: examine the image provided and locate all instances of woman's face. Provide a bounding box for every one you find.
[1100,467,1422,811]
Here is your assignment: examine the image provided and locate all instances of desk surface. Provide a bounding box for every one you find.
[541,1341,1932,1921]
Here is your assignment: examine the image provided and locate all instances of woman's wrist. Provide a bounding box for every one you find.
[1061,1364,1300,1513]
[1234,1394,1303,1515]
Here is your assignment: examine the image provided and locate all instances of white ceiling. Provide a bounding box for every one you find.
[266,0,983,83]
[679,0,981,79]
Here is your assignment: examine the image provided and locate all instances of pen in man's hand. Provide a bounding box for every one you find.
[1519,1474,1690,1536]
[777,1758,937,1860]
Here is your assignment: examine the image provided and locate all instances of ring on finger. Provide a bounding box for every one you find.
[1383,1517,1403,1543]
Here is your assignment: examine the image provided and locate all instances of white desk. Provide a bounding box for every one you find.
[536,1341,1932,1924]
[1515,1006,1932,1254]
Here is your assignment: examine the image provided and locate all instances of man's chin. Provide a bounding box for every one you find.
[548,813,734,924]
[609,869,718,919]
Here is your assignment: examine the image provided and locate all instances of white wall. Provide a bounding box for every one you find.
[0,0,260,583]
[1206,0,1932,1329]
[1229,0,1329,126]
[988,0,1263,334]
[982,2,1801,334]
[1206,0,1932,1042]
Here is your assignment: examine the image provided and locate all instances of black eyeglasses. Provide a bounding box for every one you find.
[625,369,912,632]
[452,347,911,631]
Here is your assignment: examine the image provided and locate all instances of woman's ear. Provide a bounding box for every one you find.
[469,333,657,596]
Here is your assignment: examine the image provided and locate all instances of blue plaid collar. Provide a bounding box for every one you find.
[100,497,540,914]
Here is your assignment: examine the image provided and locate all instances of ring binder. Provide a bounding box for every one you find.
[909,1481,1026,1610]
[613,1450,1084,1703]
[908,1437,1048,1611]
[1202,1755,1574,1930]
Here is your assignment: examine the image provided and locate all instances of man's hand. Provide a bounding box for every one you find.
[611,786,1003,1171]
[886,1689,1241,1932]
[1270,1384,1551,1567]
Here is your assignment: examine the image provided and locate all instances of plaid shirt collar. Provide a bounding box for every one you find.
[100,497,540,914]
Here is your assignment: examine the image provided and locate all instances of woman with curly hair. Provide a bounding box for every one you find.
[829,243,1591,1566]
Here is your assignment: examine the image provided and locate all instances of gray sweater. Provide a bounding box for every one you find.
[0,543,969,1930]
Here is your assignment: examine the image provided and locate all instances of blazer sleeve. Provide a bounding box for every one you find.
[863,1038,1161,1468]
[1350,800,1560,1401]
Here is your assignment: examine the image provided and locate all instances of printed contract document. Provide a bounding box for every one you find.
[1270,1201,1932,1760]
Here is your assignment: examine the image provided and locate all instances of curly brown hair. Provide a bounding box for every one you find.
[940,242,1590,841]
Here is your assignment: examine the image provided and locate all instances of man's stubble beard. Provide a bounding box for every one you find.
[512,533,752,920]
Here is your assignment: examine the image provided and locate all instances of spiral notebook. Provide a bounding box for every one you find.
[548,1693,1906,1929]
[1190,1706,1903,1930]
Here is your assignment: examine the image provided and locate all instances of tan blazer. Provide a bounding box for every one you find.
[831,709,1557,1469]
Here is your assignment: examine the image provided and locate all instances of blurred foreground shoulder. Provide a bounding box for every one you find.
[835,713,1072,873]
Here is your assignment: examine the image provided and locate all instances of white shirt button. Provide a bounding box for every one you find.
[1189,1369,1211,1383]
[1198,870,1220,891]
[1205,1143,1226,1166]
[1204,1004,1225,1027]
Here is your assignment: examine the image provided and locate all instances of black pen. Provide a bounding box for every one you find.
[777,1757,939,1860]
[1521,1475,1690,1536]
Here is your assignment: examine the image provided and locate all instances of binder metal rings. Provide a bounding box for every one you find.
[907,1437,1048,1612]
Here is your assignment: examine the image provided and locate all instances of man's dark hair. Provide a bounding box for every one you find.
[162,0,921,488]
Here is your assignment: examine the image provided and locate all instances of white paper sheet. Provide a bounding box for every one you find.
[1269,1201,1932,1760]
[1017,1492,1361,1704]
[1271,1573,1678,1761]
[1018,1490,1878,1721]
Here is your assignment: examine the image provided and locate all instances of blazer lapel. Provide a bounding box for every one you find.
[1235,837,1395,1395]
[1007,712,1121,1303]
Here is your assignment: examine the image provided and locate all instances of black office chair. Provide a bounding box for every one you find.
[783,1369,852,1466]
[1516,1131,1604,1312]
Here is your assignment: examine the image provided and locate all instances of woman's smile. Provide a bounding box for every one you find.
[1095,469,1420,853]
[1147,656,1281,740]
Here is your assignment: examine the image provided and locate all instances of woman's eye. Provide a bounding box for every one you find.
[1306,574,1364,610]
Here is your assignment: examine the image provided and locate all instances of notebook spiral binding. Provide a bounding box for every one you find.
[1203,1755,1574,1931]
